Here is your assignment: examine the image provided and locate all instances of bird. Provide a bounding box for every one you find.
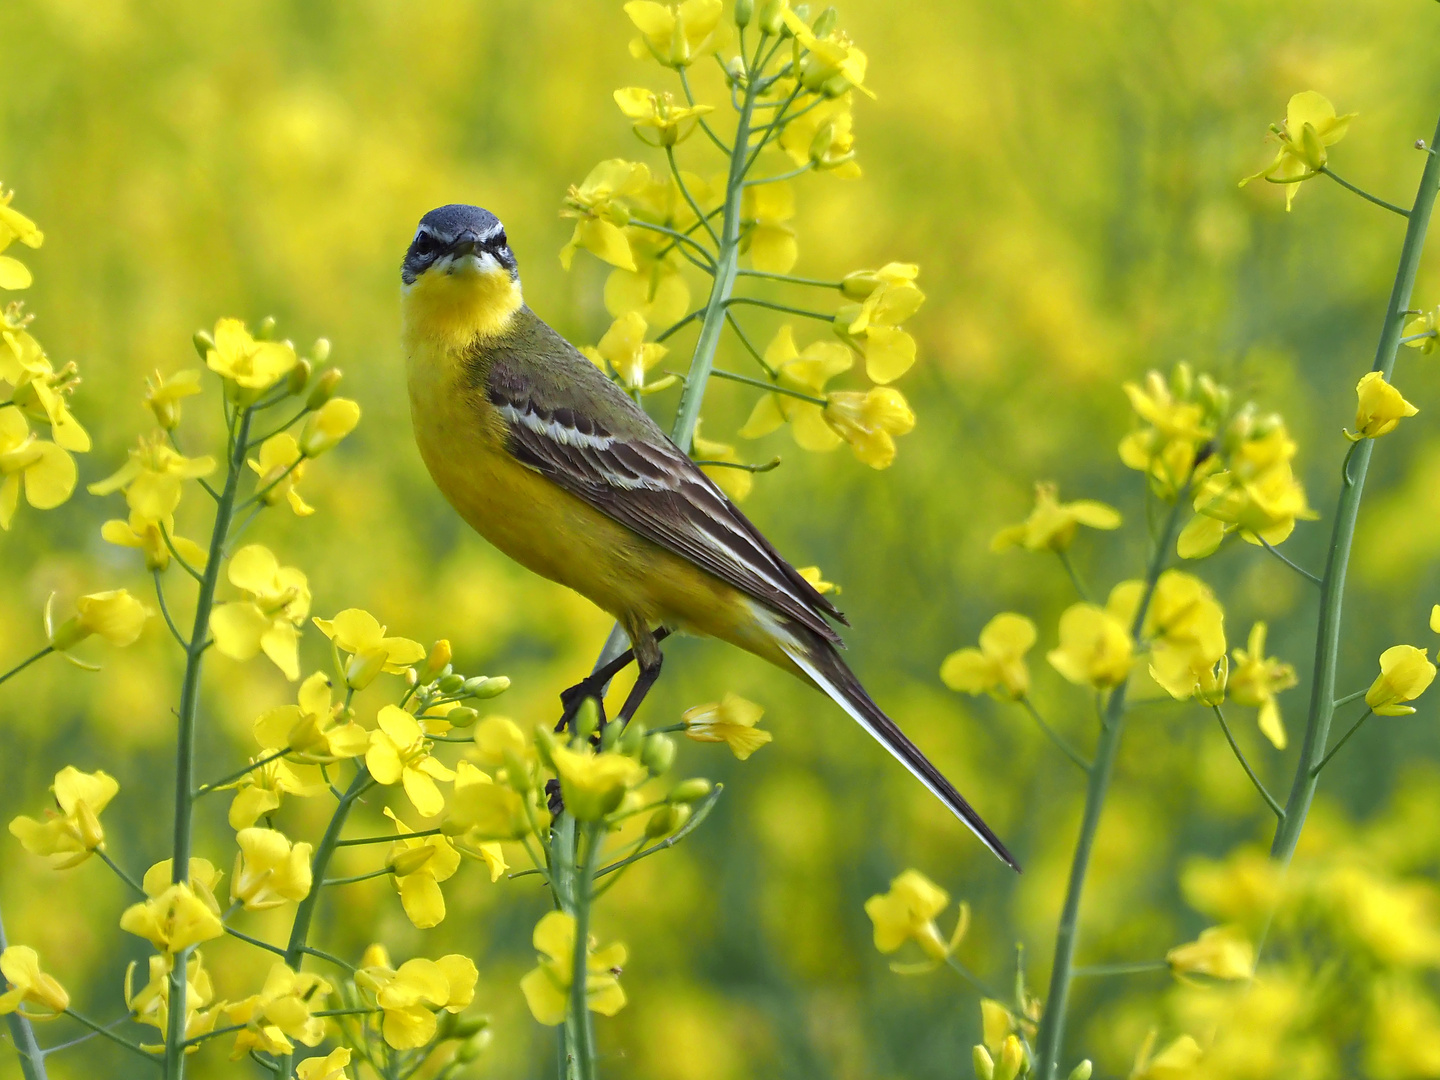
[399,203,1019,871]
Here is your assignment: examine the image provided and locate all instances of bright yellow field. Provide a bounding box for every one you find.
[4,2,1440,1078]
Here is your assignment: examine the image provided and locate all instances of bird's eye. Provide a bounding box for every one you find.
[493,231,507,250]
[411,232,438,254]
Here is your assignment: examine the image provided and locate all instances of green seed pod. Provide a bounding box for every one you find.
[669,777,712,803]
[438,673,466,694]
[286,356,313,396]
[307,368,343,410]
[574,697,600,742]
[192,329,216,359]
[642,732,676,774]
[972,1046,995,1080]
[734,0,753,26]
[811,6,838,36]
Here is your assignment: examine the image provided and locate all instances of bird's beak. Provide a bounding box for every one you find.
[448,230,480,258]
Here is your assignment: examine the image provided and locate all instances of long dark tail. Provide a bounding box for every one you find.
[781,631,1021,872]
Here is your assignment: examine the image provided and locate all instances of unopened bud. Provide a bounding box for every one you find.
[812,6,838,36]
[300,397,361,456]
[1169,361,1193,401]
[310,337,331,364]
[734,0,753,26]
[437,673,466,694]
[642,733,676,774]
[405,668,419,687]
[446,706,479,728]
[972,1046,995,1080]
[193,329,215,360]
[1066,1061,1092,1080]
[994,1035,1026,1080]
[532,725,557,770]
[47,616,91,652]
[255,315,278,341]
[422,640,452,680]
[645,802,691,838]
[286,356,313,396]
[669,778,712,803]
[1251,411,1282,439]
[600,720,623,751]
[388,846,436,876]
[464,674,510,699]
[345,647,387,690]
[448,1014,489,1041]
[840,269,881,300]
[619,720,647,756]
[457,1028,492,1061]
[758,0,787,33]
[503,747,531,793]
[573,698,600,742]
[307,368,343,410]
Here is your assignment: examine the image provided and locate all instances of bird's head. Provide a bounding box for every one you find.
[401,204,524,344]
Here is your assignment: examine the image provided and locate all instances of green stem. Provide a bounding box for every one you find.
[724,296,832,321]
[1320,167,1411,218]
[1271,108,1440,863]
[61,1010,157,1063]
[1055,550,1090,602]
[0,646,53,689]
[158,524,203,583]
[723,310,776,376]
[1333,688,1368,708]
[164,404,253,1080]
[551,812,584,1080]
[96,849,145,894]
[1311,707,1374,776]
[677,67,730,154]
[1071,960,1168,978]
[1211,706,1284,819]
[705,365,825,405]
[151,572,189,649]
[1257,537,1322,586]
[0,908,50,1080]
[734,268,840,288]
[1033,485,1188,1080]
[193,746,293,796]
[332,828,443,847]
[568,824,601,1080]
[322,866,394,887]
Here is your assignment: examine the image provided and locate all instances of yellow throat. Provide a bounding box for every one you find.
[401,262,523,355]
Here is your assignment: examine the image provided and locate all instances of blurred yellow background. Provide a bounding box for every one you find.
[5,1,1440,1077]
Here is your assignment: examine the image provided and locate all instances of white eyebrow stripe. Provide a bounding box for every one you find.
[478,221,506,242]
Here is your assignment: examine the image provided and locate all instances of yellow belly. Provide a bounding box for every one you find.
[403,333,792,669]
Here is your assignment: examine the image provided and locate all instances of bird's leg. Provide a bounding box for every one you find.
[557,627,672,733]
[614,631,664,726]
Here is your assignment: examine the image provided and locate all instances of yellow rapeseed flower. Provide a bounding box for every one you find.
[581,311,674,395]
[1,324,90,452]
[613,87,714,146]
[1165,925,1255,982]
[230,827,313,911]
[823,387,916,469]
[1227,623,1297,749]
[444,762,528,873]
[1346,371,1418,441]
[863,869,969,971]
[296,1048,352,1080]
[46,589,149,652]
[206,317,299,391]
[144,368,203,430]
[991,482,1121,553]
[385,807,461,929]
[781,8,873,97]
[367,705,456,818]
[314,608,426,690]
[778,94,861,179]
[739,324,852,451]
[88,432,214,522]
[624,0,729,68]
[1129,1030,1203,1080]
[101,510,207,573]
[941,613,1037,701]
[0,947,68,1019]
[1143,571,1227,701]
[0,187,43,290]
[1240,91,1356,211]
[797,565,838,594]
[299,397,360,456]
[356,947,477,1050]
[125,951,223,1053]
[551,743,647,820]
[254,671,368,764]
[1366,645,1437,716]
[247,433,313,515]
[560,159,651,271]
[0,408,76,529]
[740,182,798,274]
[224,962,331,1059]
[120,882,224,955]
[1048,584,1136,689]
[683,692,773,759]
[9,766,119,869]
[209,544,311,681]
[1403,306,1438,354]
[834,265,923,384]
[519,911,628,1026]
[1118,366,1223,498]
[224,748,326,830]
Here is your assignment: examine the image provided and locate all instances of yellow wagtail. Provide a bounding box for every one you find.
[400,204,1018,870]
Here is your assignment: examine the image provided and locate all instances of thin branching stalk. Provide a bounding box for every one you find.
[163,402,254,1079]
[1271,110,1440,862]
[1033,485,1189,1080]
[0,907,49,1080]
